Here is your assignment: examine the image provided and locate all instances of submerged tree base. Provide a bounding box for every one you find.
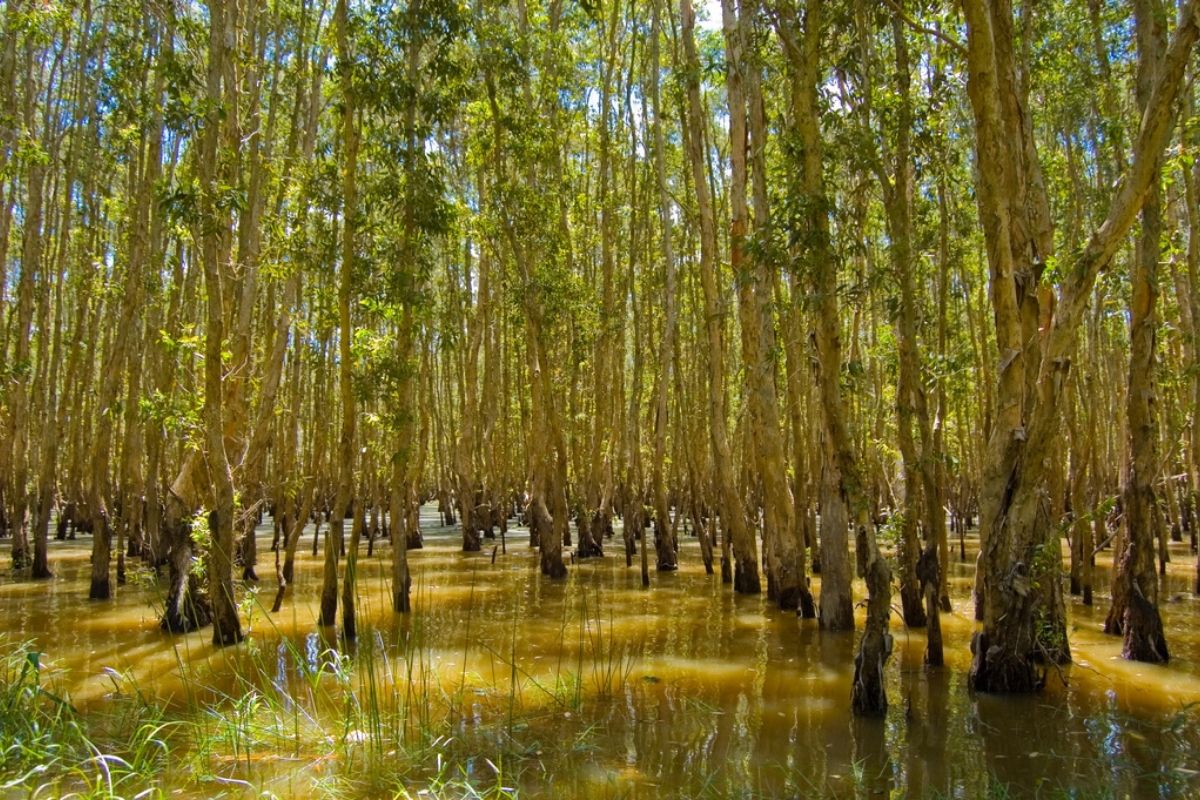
[777,585,800,611]
[541,551,568,579]
[88,577,111,601]
[968,631,1046,694]
[212,621,245,647]
[161,591,212,634]
[161,537,213,633]
[798,586,816,619]
[851,556,892,717]
[733,559,761,595]
[1123,587,1170,663]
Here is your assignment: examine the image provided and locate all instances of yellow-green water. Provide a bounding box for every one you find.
[2,508,1199,798]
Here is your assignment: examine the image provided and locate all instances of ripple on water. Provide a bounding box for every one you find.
[1,517,1199,798]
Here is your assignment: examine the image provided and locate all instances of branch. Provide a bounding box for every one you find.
[882,0,966,57]
[1058,0,1200,331]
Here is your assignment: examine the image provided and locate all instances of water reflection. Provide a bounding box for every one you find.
[1,508,1199,797]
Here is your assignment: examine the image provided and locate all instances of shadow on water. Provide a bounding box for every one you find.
[1,505,1199,797]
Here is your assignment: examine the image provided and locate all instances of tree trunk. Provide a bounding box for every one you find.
[874,10,927,629]
[1106,0,1170,663]
[772,0,854,629]
[729,0,803,608]
[963,0,1198,691]
[201,0,242,647]
[320,0,360,631]
[649,0,678,574]
[682,0,758,594]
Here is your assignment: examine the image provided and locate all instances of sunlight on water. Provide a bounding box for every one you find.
[2,506,1199,797]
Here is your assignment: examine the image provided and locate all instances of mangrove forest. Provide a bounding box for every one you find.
[2,0,1200,796]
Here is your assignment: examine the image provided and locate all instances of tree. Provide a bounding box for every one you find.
[682,0,759,594]
[961,0,1199,692]
[1104,0,1171,664]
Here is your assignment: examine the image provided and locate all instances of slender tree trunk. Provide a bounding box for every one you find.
[457,238,484,554]
[201,0,242,647]
[649,0,678,573]
[1106,0,1170,663]
[682,0,758,594]
[323,0,359,634]
[10,35,46,572]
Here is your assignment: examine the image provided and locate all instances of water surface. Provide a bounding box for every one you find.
[2,509,1199,798]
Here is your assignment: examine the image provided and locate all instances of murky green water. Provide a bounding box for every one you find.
[2,508,1199,798]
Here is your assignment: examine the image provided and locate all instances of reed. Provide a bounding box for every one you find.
[1,638,178,799]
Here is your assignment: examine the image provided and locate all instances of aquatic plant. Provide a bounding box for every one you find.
[0,639,175,799]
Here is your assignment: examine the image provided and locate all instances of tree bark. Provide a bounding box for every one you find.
[682,0,759,594]
[200,0,243,647]
[962,0,1199,691]
[1105,0,1170,663]
[772,0,855,629]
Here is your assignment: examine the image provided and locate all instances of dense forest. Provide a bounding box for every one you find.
[3,0,1200,793]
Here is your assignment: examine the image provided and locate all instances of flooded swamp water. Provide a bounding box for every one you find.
[2,507,1200,799]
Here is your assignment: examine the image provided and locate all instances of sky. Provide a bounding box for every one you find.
[699,0,724,31]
